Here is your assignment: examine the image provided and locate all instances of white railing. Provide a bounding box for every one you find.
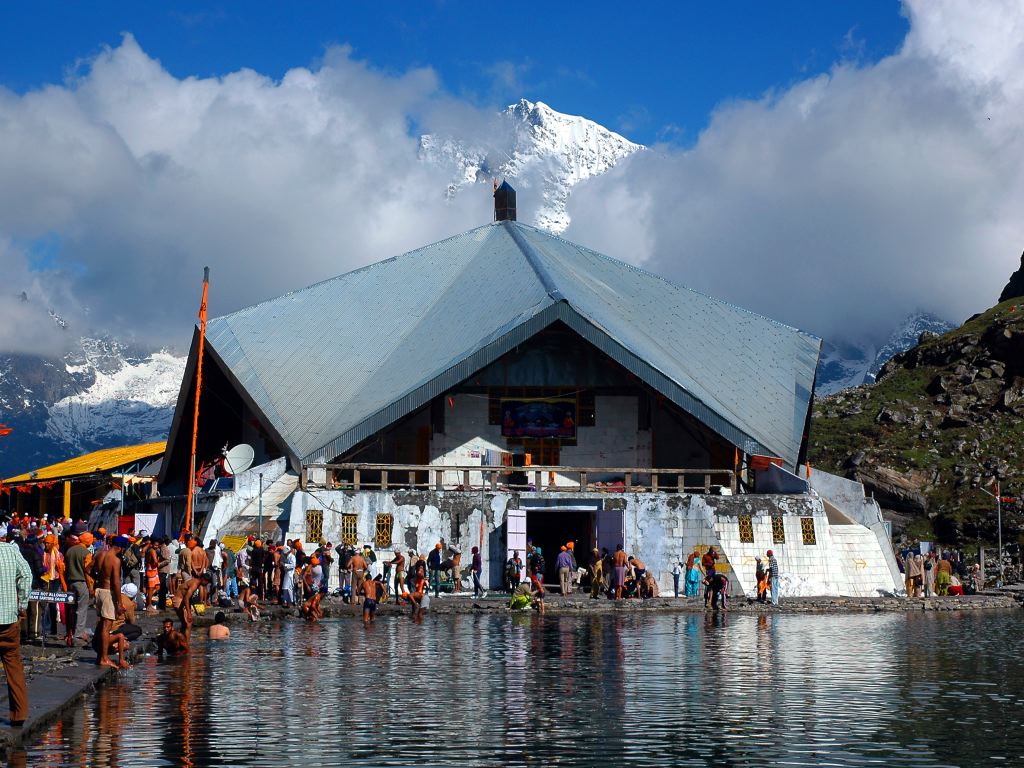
[303,463,736,495]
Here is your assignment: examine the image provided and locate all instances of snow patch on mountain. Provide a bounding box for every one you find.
[45,349,184,452]
[816,312,956,396]
[421,99,643,232]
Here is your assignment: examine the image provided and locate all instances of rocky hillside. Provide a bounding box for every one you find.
[1001,250,1024,303]
[810,298,1024,545]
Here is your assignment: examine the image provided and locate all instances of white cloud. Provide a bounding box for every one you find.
[566,0,1024,344]
[0,36,491,354]
[3,3,1024,357]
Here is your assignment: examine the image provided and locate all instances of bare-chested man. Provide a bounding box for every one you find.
[349,549,368,607]
[389,550,406,596]
[93,536,126,669]
[156,618,190,657]
[186,537,210,605]
[613,544,628,600]
[409,570,426,622]
[174,571,211,639]
[361,575,383,625]
[209,611,231,640]
[300,590,323,622]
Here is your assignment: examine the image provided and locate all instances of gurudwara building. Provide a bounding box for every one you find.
[158,185,902,597]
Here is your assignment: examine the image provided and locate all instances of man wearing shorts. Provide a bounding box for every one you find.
[362,575,383,624]
[613,544,628,600]
[349,549,367,607]
[93,536,126,669]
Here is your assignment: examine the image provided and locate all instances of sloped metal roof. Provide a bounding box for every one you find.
[200,221,820,469]
[3,441,167,484]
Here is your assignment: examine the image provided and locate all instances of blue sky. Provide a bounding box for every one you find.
[5,0,1021,355]
[2,1,908,145]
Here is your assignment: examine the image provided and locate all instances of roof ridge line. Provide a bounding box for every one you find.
[504,221,564,301]
[512,221,821,342]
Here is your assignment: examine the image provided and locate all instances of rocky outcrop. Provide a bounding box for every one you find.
[852,465,929,515]
[999,250,1024,303]
[811,298,1024,545]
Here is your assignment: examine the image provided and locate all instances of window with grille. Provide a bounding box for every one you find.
[738,515,754,544]
[801,517,816,546]
[771,516,786,544]
[375,513,394,548]
[305,509,324,544]
[341,513,358,546]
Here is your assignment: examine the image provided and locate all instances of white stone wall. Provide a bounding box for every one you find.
[289,488,512,591]
[274,488,900,597]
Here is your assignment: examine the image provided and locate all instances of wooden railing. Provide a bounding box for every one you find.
[303,463,736,495]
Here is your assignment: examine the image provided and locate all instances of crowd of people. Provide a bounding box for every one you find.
[895,547,981,597]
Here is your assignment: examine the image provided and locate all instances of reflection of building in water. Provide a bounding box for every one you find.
[155,186,898,598]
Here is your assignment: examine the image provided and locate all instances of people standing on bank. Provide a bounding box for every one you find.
[206,539,222,596]
[755,557,768,603]
[349,547,368,606]
[701,547,718,607]
[589,549,604,599]
[471,546,486,598]
[427,543,443,598]
[64,532,93,645]
[40,534,67,638]
[17,533,43,642]
[187,538,210,605]
[923,552,935,598]
[505,550,523,592]
[93,536,126,670]
[671,560,682,597]
[566,542,578,592]
[390,550,406,596]
[935,553,953,596]
[279,546,296,607]
[0,533,32,726]
[177,537,193,595]
[222,544,238,602]
[157,537,172,611]
[613,545,628,600]
[142,538,160,612]
[685,555,702,598]
[907,553,924,597]
[557,546,573,596]
[767,550,780,606]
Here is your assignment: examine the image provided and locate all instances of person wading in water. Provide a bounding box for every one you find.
[156,618,190,657]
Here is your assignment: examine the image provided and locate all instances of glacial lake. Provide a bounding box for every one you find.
[16,610,1024,767]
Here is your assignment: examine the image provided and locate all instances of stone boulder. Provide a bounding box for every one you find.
[852,464,929,515]
[999,250,1024,303]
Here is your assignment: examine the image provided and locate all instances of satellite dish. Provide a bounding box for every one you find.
[223,444,255,475]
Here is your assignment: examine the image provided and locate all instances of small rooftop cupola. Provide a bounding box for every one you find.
[493,179,516,222]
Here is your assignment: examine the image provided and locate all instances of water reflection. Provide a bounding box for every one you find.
[15,611,1024,767]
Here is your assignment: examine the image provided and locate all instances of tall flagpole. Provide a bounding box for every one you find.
[184,267,210,540]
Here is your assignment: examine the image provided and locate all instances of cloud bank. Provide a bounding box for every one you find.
[567,0,1024,344]
[0,38,490,355]
[2,1,1024,357]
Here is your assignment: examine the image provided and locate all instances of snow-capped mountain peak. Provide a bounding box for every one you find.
[421,98,643,233]
[815,312,955,396]
[0,337,185,477]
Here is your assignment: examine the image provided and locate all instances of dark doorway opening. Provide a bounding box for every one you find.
[526,509,593,586]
